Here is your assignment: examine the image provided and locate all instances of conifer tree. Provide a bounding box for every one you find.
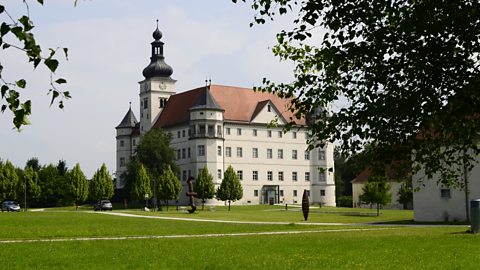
[216,165,243,211]
[157,165,181,211]
[195,166,215,210]
[90,163,114,201]
[67,163,88,210]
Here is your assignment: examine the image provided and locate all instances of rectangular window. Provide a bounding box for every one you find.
[293,132,297,139]
[267,171,273,181]
[237,147,243,158]
[441,189,451,199]
[182,148,186,159]
[252,148,258,158]
[254,190,259,197]
[292,150,298,160]
[198,145,205,156]
[278,131,282,138]
[320,189,326,196]
[253,171,258,181]
[267,149,273,159]
[188,147,191,158]
[280,190,284,197]
[218,169,222,179]
[226,128,231,135]
[182,130,185,137]
[305,172,310,182]
[292,172,297,181]
[305,150,310,160]
[319,171,326,182]
[208,125,214,136]
[237,128,242,135]
[278,171,284,181]
[217,146,222,156]
[177,131,181,138]
[182,170,187,182]
[176,149,181,160]
[188,170,192,178]
[253,129,257,136]
[217,125,222,136]
[120,157,125,167]
[133,139,136,146]
[144,98,148,109]
[318,150,326,160]
[226,147,231,157]
[293,190,298,197]
[120,140,124,147]
[267,130,272,137]
[306,190,310,197]
[237,170,243,180]
[277,149,283,159]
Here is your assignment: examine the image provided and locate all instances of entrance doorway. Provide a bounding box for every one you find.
[262,185,280,204]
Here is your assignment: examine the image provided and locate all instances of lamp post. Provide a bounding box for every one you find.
[144,193,149,210]
[24,176,27,212]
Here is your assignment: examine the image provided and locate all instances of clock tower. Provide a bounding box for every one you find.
[139,21,176,133]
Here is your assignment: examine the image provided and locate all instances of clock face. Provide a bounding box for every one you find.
[159,82,167,90]
[143,83,150,91]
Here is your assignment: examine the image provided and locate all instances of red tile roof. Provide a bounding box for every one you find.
[153,84,305,128]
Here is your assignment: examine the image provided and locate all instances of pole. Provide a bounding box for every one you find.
[24,177,27,212]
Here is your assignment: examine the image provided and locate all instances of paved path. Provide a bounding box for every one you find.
[94,211,350,226]
[0,227,395,244]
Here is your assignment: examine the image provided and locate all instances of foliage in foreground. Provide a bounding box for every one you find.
[235,0,480,187]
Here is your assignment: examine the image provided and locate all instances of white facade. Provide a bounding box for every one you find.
[413,157,480,222]
[115,26,336,206]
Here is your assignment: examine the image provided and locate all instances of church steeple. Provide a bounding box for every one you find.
[142,20,173,79]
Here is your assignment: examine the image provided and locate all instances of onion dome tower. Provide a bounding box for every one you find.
[139,20,177,134]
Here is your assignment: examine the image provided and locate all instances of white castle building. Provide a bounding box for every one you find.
[115,25,336,206]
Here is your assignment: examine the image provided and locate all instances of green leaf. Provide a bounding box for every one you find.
[0,5,4,13]
[1,104,6,112]
[1,85,8,97]
[37,0,44,4]
[63,47,69,60]
[50,90,60,106]
[55,78,67,84]
[44,58,58,72]
[0,22,9,36]
[16,79,26,88]
[19,16,33,32]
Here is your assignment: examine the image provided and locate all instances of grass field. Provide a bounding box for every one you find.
[0,206,476,269]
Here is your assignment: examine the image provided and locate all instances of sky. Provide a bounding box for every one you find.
[0,0,297,178]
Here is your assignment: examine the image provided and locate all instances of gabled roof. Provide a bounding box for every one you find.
[351,162,411,184]
[250,100,287,123]
[116,107,138,129]
[153,84,305,128]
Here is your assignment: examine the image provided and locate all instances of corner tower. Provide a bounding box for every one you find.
[139,21,177,133]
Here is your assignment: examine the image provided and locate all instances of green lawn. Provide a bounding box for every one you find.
[0,207,475,269]
[120,204,414,224]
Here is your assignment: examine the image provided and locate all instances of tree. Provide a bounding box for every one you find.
[194,166,215,210]
[89,163,114,201]
[397,177,413,210]
[130,164,152,203]
[37,164,68,207]
[359,175,392,216]
[19,166,41,210]
[26,157,41,172]
[216,165,243,211]
[136,128,178,179]
[0,160,19,201]
[1,1,70,129]
[235,0,480,187]
[67,163,88,210]
[57,159,68,176]
[156,165,181,211]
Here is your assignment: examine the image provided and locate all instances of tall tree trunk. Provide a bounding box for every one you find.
[202,199,205,211]
[166,200,169,211]
[376,203,380,216]
[228,200,231,211]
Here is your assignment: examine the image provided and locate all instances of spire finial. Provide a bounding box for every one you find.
[156,19,159,28]
[152,20,162,40]
[129,101,132,109]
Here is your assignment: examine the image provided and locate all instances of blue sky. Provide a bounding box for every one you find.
[0,0,296,177]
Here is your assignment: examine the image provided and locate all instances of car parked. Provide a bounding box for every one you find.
[1,201,21,212]
[94,200,113,211]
